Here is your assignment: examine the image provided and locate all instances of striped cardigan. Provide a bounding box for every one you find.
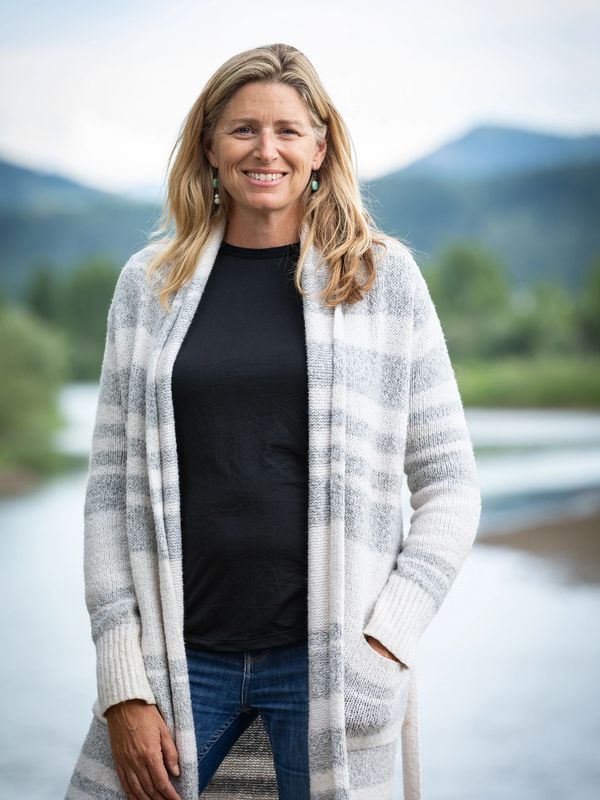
[65,216,481,800]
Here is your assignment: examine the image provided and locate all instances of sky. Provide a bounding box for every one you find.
[1,0,599,196]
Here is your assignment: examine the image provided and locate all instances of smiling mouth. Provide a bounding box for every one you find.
[242,170,288,184]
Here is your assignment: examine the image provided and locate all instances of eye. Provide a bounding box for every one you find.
[232,126,298,135]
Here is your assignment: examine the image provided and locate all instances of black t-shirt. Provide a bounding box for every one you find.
[172,239,309,652]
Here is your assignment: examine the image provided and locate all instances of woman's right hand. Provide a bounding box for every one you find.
[105,699,183,800]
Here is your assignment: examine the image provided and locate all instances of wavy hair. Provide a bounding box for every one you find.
[145,42,408,311]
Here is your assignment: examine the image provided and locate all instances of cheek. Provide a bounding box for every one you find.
[221,143,249,166]
[287,160,309,179]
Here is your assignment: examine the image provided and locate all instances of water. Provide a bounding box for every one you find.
[1,386,599,799]
[392,543,600,799]
[471,407,600,533]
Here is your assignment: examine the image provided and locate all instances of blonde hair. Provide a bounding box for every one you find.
[146,42,409,311]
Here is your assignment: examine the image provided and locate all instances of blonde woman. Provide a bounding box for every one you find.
[66,43,481,800]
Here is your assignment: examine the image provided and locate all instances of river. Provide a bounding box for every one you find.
[1,385,598,799]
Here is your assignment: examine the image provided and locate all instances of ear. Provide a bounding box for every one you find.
[203,135,217,168]
[314,137,327,170]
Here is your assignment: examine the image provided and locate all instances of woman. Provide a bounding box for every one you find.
[66,43,481,800]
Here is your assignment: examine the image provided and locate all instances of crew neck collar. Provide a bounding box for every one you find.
[219,240,301,260]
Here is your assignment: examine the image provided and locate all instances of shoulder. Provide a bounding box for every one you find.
[367,235,422,313]
[110,242,165,324]
[118,243,165,290]
[373,236,421,283]
[376,240,441,331]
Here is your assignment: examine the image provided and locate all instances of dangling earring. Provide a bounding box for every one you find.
[212,167,220,206]
[311,170,319,192]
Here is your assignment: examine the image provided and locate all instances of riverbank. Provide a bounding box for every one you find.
[0,453,88,498]
[478,503,600,586]
[456,355,600,408]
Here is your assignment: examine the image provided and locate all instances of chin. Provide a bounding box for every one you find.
[246,198,290,210]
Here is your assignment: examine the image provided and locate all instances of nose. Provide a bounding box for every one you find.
[254,129,278,162]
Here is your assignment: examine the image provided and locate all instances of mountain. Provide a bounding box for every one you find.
[0,124,599,298]
[394,123,600,180]
[365,156,600,291]
[0,159,131,213]
[0,158,166,296]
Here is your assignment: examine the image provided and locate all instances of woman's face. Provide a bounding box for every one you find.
[204,81,327,219]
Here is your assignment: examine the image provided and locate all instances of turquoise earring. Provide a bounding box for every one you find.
[311,170,319,192]
[212,168,220,206]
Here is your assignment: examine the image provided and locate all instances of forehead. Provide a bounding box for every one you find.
[223,82,311,124]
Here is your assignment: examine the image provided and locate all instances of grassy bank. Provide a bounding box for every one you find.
[455,355,600,408]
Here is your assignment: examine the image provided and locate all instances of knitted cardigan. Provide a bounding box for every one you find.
[65,216,481,800]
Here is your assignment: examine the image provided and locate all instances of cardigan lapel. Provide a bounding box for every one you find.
[145,219,226,566]
[144,218,229,646]
[299,224,350,791]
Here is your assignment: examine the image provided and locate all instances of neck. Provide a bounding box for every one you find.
[224,205,303,248]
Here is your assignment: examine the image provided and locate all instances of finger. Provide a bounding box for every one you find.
[159,724,181,779]
[136,760,171,800]
[125,766,154,800]
[147,753,183,800]
[115,762,136,800]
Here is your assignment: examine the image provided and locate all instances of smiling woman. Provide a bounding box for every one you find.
[203,80,327,245]
[65,41,481,800]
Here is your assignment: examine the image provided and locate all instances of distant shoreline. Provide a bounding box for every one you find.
[0,453,88,499]
[477,504,600,586]
[0,466,40,497]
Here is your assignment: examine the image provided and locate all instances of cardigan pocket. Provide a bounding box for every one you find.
[343,632,410,745]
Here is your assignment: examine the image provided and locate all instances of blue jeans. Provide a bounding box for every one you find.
[185,638,310,798]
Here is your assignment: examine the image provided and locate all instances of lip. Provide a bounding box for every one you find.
[241,170,288,187]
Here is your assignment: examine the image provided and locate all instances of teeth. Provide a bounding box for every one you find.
[245,171,285,182]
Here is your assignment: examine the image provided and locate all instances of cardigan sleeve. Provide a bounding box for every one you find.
[362,254,482,668]
[83,261,157,717]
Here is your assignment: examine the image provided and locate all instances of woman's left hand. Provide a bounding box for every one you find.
[364,634,407,668]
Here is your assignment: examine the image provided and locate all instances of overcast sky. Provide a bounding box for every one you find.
[1,0,598,196]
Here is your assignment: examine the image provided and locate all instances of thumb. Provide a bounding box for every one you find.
[160,723,181,776]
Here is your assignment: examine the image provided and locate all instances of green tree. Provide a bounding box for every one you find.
[56,257,120,380]
[506,279,579,355]
[426,241,512,359]
[24,262,62,323]
[577,255,600,352]
[0,304,69,478]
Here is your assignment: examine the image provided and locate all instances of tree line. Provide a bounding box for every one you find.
[0,256,119,494]
[1,241,599,494]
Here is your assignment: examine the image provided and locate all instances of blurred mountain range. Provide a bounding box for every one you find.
[1,123,599,298]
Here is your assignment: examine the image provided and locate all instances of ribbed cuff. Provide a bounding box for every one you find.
[362,573,437,669]
[95,622,157,717]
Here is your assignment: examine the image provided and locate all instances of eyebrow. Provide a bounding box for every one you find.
[228,117,306,128]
